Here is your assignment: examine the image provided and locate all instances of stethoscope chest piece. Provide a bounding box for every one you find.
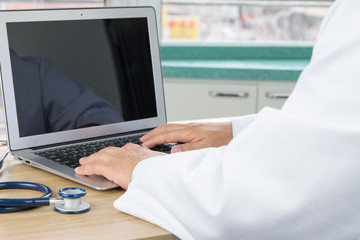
[54,187,90,214]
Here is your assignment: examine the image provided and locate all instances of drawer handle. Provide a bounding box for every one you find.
[265,93,290,99]
[209,91,249,98]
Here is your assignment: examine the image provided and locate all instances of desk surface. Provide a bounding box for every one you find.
[0,152,176,240]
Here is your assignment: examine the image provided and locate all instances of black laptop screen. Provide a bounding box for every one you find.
[6,18,158,137]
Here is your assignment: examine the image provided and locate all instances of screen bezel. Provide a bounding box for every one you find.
[0,7,166,150]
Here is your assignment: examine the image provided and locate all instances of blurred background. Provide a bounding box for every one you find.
[0,0,335,122]
[0,0,333,44]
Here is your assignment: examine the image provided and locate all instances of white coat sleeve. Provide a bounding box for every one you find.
[231,114,257,137]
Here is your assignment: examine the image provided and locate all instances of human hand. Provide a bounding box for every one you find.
[141,122,233,153]
[75,143,166,189]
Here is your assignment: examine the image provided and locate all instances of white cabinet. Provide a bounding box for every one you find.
[164,79,257,121]
[257,81,296,111]
[163,78,296,121]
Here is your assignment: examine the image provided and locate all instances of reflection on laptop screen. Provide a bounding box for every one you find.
[7,18,157,137]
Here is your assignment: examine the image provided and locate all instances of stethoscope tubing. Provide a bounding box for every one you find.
[0,181,52,213]
[0,197,50,206]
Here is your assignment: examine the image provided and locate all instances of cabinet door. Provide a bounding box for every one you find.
[257,82,296,111]
[164,81,257,121]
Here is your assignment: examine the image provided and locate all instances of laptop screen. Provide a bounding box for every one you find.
[0,8,166,150]
[7,18,157,137]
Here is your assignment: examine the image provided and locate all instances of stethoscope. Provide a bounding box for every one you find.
[0,142,90,214]
[0,181,91,214]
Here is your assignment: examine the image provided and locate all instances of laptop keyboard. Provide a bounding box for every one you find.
[35,134,174,169]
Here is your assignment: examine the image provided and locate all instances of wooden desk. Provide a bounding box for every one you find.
[0,151,177,240]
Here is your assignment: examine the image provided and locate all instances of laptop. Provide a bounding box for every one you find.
[0,7,167,190]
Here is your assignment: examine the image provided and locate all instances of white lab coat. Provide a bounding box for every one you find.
[115,0,360,238]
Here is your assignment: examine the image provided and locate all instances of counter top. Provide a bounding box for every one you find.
[160,45,312,81]
[162,59,309,80]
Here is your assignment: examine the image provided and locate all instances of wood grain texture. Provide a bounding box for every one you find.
[0,153,177,240]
